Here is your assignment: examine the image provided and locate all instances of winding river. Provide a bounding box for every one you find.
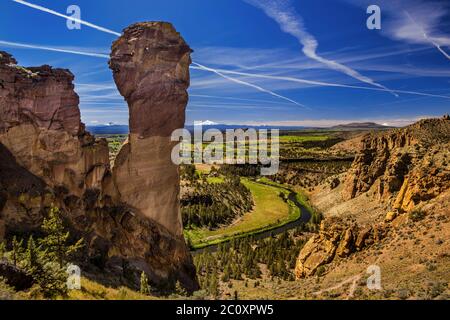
[191,187,312,254]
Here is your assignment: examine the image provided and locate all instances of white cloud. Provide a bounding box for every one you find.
[244,0,397,96]
[346,0,450,61]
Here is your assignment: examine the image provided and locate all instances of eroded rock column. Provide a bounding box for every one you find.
[109,22,192,236]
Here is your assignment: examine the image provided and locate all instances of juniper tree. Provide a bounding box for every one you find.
[11,236,24,266]
[24,235,39,272]
[39,205,84,267]
[140,271,150,295]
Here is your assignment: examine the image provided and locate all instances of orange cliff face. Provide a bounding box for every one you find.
[342,117,450,209]
[109,22,192,237]
[0,22,198,292]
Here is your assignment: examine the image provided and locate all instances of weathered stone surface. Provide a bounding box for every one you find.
[0,52,82,136]
[336,228,354,258]
[295,217,383,278]
[295,217,356,278]
[342,117,450,212]
[295,234,336,278]
[109,22,191,138]
[109,22,192,236]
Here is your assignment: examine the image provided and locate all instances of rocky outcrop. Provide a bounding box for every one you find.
[297,117,449,279]
[0,22,198,293]
[343,118,450,214]
[109,22,192,236]
[0,50,109,196]
[0,52,82,135]
[295,217,385,278]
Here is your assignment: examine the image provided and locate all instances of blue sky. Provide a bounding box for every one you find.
[0,0,449,126]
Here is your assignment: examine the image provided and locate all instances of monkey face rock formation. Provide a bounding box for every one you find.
[0,22,198,292]
[109,22,192,236]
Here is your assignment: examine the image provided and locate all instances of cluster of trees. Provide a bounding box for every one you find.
[193,230,306,297]
[180,164,199,182]
[0,206,84,298]
[297,138,343,149]
[217,164,261,177]
[182,175,253,230]
[270,160,351,189]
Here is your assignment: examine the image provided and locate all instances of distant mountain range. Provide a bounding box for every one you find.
[87,125,129,134]
[87,122,394,135]
[330,122,394,130]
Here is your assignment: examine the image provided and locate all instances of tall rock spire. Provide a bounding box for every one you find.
[109,22,192,236]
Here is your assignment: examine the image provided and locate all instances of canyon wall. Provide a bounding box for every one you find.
[0,22,198,291]
[343,118,450,213]
[295,117,450,278]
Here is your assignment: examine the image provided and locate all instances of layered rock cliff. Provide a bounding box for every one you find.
[0,22,198,292]
[296,117,449,278]
[343,117,449,211]
[295,217,385,278]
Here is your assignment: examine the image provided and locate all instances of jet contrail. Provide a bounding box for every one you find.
[190,94,295,105]
[196,65,450,100]
[12,0,122,36]
[9,1,304,106]
[0,40,110,58]
[192,62,307,108]
[2,39,449,101]
[244,0,398,97]
[404,11,450,61]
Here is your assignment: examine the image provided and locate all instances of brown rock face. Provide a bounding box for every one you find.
[295,217,384,278]
[0,51,82,136]
[109,22,192,235]
[0,24,198,292]
[342,118,450,213]
[0,51,108,195]
[109,22,191,138]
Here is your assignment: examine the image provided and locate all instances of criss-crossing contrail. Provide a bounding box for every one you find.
[0,39,304,106]
[0,40,110,58]
[404,11,450,61]
[11,0,304,106]
[13,0,122,36]
[244,0,398,97]
[199,66,450,100]
[2,39,450,101]
[191,62,306,107]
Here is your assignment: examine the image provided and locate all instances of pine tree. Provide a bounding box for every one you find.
[25,235,39,270]
[39,205,84,267]
[140,271,150,295]
[0,242,4,259]
[11,236,24,266]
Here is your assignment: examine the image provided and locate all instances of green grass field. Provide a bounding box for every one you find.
[185,177,303,249]
[279,135,329,143]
